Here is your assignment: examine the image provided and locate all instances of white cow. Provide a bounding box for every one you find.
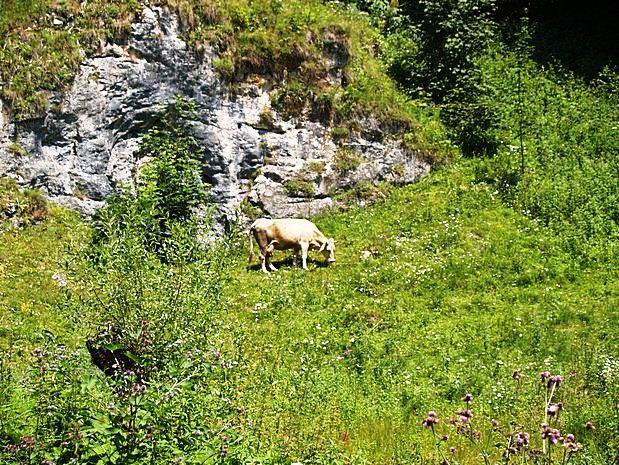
[248,218,336,273]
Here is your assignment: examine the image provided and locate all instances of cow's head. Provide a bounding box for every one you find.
[320,238,336,263]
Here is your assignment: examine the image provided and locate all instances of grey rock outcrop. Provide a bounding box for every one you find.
[0,7,430,219]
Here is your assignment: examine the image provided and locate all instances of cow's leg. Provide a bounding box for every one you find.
[300,241,310,270]
[255,231,271,273]
[292,245,300,267]
[266,241,278,271]
[292,248,299,267]
[260,254,269,273]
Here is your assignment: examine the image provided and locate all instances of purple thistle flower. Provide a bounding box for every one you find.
[512,370,522,381]
[564,441,582,452]
[421,418,434,429]
[461,393,473,403]
[585,421,596,431]
[547,402,563,417]
[19,436,35,449]
[422,411,439,429]
[540,371,551,382]
[547,374,563,389]
[4,444,20,453]
[515,431,529,447]
[540,422,563,444]
[450,447,457,454]
[566,433,575,443]
[441,434,449,441]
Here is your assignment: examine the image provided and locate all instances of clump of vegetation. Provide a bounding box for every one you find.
[283,179,315,198]
[238,197,263,221]
[333,146,363,174]
[335,180,387,208]
[0,97,244,463]
[0,178,49,228]
[305,160,326,176]
[91,95,207,260]
[6,142,28,157]
[331,126,350,141]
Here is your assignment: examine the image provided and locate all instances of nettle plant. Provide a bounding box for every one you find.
[422,371,593,464]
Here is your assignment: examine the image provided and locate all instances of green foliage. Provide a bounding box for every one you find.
[0,97,250,464]
[476,45,619,265]
[330,126,350,141]
[91,96,208,259]
[138,97,207,222]
[333,147,363,174]
[1,160,618,463]
[238,198,263,221]
[0,178,49,228]
[305,160,326,176]
[400,0,496,103]
[353,0,498,155]
[7,142,29,157]
[283,179,315,198]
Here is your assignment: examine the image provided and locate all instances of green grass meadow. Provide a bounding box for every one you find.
[1,0,618,463]
[2,160,617,463]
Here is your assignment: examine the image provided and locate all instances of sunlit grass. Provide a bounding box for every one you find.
[217,160,618,462]
[0,208,85,355]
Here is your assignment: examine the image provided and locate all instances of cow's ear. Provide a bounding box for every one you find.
[319,241,326,251]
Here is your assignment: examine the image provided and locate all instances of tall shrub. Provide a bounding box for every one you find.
[91,96,208,260]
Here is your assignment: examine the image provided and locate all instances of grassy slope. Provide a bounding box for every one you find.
[1,160,617,462]
[0,209,85,355]
[215,160,618,462]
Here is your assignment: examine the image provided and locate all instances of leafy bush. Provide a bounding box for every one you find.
[91,96,207,260]
[0,94,257,464]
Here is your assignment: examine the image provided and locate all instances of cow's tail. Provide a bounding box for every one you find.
[247,223,255,263]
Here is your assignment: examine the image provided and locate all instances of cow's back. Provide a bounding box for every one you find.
[271,219,322,242]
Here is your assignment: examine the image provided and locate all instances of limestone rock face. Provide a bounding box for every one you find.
[0,7,430,218]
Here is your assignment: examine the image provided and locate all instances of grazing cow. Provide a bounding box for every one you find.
[248,218,336,273]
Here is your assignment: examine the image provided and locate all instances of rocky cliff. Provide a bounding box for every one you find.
[0,7,430,218]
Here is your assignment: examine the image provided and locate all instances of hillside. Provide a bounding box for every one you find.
[1,0,619,464]
[2,160,618,463]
